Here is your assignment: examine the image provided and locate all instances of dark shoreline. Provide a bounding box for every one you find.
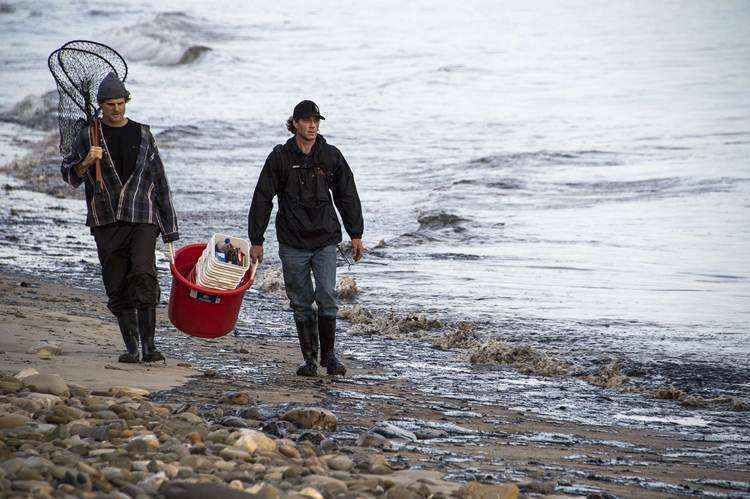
[3,269,750,498]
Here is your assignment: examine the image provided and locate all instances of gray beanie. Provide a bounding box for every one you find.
[97,71,129,102]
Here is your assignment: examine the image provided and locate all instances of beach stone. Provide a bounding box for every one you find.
[372,422,418,442]
[27,392,63,409]
[326,455,353,471]
[207,429,231,444]
[5,396,41,412]
[0,414,29,429]
[89,448,117,457]
[220,447,252,462]
[298,487,325,499]
[282,408,337,431]
[219,416,250,428]
[109,386,150,398]
[214,459,236,471]
[369,455,393,474]
[28,342,63,358]
[298,430,326,446]
[357,431,392,450]
[262,420,296,438]
[296,441,317,459]
[22,373,69,397]
[238,406,265,420]
[457,481,519,499]
[68,384,88,397]
[11,480,53,494]
[220,391,252,405]
[0,380,22,392]
[127,434,160,453]
[46,404,86,424]
[14,367,39,380]
[163,480,254,498]
[180,455,211,470]
[233,429,277,453]
[139,471,168,493]
[179,412,204,424]
[246,482,281,498]
[278,439,301,459]
[385,484,425,499]
[102,466,126,480]
[303,475,348,497]
[1,458,26,475]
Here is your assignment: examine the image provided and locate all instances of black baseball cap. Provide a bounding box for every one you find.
[293,100,325,120]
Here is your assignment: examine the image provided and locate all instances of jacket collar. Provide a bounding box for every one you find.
[286,134,326,157]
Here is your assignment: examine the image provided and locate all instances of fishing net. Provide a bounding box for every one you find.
[47,40,128,157]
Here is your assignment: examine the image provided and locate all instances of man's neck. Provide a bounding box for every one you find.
[102,117,128,128]
[295,134,315,155]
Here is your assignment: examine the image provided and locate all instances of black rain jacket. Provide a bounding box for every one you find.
[248,135,363,250]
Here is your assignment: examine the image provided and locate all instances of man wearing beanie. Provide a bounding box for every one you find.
[61,71,179,363]
[248,100,364,377]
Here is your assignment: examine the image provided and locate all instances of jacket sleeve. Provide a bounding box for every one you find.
[60,127,89,188]
[148,130,180,243]
[330,147,364,239]
[248,147,280,245]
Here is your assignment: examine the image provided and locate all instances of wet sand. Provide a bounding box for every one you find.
[2,271,749,497]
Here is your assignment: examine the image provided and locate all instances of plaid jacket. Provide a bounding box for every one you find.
[61,120,179,243]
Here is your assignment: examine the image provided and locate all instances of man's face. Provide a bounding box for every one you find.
[294,116,320,142]
[100,98,127,125]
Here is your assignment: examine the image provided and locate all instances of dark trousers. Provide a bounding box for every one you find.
[92,222,160,316]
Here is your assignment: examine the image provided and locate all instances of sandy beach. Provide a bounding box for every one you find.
[2,269,749,498]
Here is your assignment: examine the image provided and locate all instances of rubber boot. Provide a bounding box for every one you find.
[116,310,140,363]
[138,307,165,362]
[295,317,319,377]
[318,315,346,376]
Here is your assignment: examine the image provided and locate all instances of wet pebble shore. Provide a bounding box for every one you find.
[1,368,521,498]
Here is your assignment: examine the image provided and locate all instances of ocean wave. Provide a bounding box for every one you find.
[452,178,525,190]
[104,12,219,66]
[558,176,746,200]
[417,210,469,229]
[469,150,621,169]
[0,91,58,131]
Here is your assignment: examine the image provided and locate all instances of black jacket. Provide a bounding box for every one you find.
[248,135,363,250]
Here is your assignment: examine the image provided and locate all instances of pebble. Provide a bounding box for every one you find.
[303,475,348,496]
[220,391,252,405]
[0,413,29,429]
[22,373,70,397]
[457,481,520,499]
[357,431,393,450]
[326,455,354,471]
[282,407,337,431]
[233,429,277,453]
[372,422,418,442]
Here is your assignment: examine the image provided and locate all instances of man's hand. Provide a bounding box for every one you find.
[250,244,264,264]
[351,238,365,262]
[75,146,103,175]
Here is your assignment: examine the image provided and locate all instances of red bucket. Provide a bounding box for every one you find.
[168,243,256,339]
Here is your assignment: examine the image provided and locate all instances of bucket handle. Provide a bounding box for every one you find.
[250,260,259,282]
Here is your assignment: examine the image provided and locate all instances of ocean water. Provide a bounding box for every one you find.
[1,0,749,431]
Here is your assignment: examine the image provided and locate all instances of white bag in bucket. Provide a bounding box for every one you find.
[194,234,251,291]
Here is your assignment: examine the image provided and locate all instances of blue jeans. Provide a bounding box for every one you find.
[278,243,338,323]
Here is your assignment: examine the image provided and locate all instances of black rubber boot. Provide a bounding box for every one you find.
[295,318,319,377]
[138,308,165,363]
[116,310,140,363]
[319,315,346,376]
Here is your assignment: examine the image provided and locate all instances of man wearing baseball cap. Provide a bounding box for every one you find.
[248,100,364,376]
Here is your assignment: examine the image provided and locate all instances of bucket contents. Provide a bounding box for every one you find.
[190,234,251,290]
